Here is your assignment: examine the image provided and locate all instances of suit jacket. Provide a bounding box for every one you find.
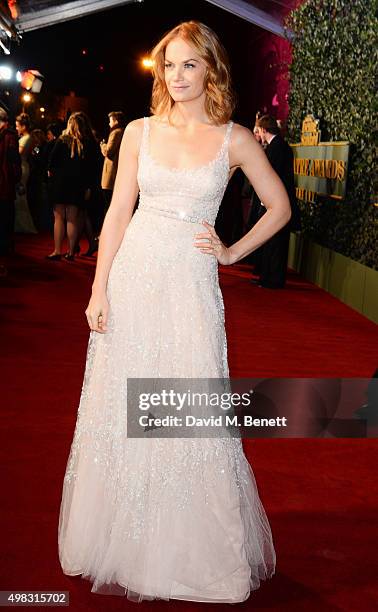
[101,127,124,190]
[265,133,301,231]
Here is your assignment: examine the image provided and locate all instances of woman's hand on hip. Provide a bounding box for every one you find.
[85,291,109,333]
[193,221,233,265]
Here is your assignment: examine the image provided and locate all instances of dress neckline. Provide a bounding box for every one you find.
[142,116,233,174]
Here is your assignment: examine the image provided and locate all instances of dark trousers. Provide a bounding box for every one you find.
[259,224,291,288]
[0,199,15,255]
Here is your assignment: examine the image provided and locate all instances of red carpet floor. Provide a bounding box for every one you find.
[1,232,377,612]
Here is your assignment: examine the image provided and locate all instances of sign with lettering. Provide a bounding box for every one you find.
[290,115,349,203]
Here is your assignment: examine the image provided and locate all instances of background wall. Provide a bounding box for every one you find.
[285,0,377,270]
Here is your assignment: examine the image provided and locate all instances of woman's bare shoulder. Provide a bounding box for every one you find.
[124,117,145,135]
[229,122,262,168]
[230,122,260,154]
[120,118,146,154]
[230,122,254,144]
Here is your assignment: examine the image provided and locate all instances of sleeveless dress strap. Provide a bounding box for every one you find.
[224,120,234,148]
[139,116,150,158]
[218,120,233,166]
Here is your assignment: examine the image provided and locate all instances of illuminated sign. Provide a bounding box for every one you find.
[291,114,350,203]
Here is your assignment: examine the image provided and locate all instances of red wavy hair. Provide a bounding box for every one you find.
[150,21,235,126]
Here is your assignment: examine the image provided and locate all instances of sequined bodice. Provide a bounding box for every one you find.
[136,116,233,225]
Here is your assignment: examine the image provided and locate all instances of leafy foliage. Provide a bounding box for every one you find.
[284,0,377,269]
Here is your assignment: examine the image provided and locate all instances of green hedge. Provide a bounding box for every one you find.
[284,0,377,269]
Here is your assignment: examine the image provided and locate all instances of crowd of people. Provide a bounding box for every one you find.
[0,104,299,287]
[0,108,126,275]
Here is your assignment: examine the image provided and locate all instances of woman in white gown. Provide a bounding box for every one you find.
[58,21,291,603]
[14,113,37,234]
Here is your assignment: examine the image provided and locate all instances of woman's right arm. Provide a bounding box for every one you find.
[85,119,143,333]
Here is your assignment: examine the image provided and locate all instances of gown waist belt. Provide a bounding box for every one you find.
[139,204,203,224]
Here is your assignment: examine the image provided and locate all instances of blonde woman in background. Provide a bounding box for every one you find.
[46,112,98,261]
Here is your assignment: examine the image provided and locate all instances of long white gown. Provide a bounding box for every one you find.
[14,159,38,234]
[58,116,276,603]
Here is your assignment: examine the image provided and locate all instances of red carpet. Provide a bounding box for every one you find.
[1,232,377,611]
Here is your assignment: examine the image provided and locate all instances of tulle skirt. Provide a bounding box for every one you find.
[58,209,276,602]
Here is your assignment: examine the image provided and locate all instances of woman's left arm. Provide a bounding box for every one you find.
[194,124,291,265]
[19,135,30,157]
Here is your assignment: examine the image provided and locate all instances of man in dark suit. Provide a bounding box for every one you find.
[252,115,301,289]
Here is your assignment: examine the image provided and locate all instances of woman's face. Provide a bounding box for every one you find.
[16,121,25,136]
[109,116,117,129]
[164,37,207,105]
